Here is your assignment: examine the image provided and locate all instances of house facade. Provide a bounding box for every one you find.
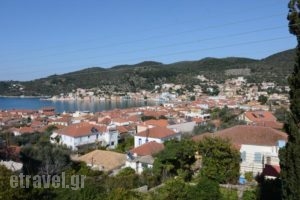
[50,122,118,150]
[193,125,287,177]
[125,155,154,174]
[240,143,283,176]
[134,126,181,148]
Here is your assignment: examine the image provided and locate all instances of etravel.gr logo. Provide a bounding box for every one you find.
[10,172,86,190]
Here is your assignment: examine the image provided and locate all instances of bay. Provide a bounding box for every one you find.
[0,97,157,113]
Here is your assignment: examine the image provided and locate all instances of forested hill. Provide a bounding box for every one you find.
[0,49,295,96]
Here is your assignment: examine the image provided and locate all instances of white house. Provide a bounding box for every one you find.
[50,122,118,150]
[134,126,181,148]
[193,125,287,177]
[125,141,165,174]
[125,155,154,174]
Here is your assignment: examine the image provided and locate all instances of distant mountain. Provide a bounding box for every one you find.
[111,61,163,69]
[0,49,295,96]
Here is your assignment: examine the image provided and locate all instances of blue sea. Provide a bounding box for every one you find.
[0,97,157,113]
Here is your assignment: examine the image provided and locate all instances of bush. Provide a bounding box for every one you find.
[245,171,254,182]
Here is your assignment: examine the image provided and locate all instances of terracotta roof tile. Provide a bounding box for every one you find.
[130,141,164,156]
[244,111,277,122]
[137,126,177,139]
[192,125,287,146]
[16,126,35,134]
[98,117,111,125]
[127,115,141,123]
[112,118,129,123]
[250,121,284,130]
[144,119,168,127]
[57,122,106,138]
[117,126,129,134]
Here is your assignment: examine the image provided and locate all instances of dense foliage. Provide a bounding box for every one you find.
[279,1,300,199]
[153,140,196,181]
[197,137,240,184]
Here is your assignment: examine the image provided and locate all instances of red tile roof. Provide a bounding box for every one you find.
[137,126,177,139]
[57,122,106,138]
[49,116,71,124]
[250,121,284,130]
[130,141,164,156]
[98,117,111,125]
[192,125,287,146]
[13,126,35,134]
[144,119,168,127]
[117,126,129,134]
[112,118,129,123]
[143,110,167,118]
[244,111,277,122]
[127,115,141,123]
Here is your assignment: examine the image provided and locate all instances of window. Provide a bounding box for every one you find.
[111,141,115,146]
[254,152,262,163]
[241,151,246,162]
[139,138,142,146]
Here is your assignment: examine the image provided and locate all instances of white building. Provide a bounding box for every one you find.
[125,155,154,174]
[50,122,118,150]
[134,126,181,148]
[193,125,287,177]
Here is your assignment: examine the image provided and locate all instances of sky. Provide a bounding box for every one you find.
[0,0,296,81]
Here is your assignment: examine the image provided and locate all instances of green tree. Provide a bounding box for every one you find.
[154,179,192,200]
[54,177,106,200]
[258,95,268,105]
[153,140,196,181]
[106,188,142,200]
[106,167,140,190]
[116,167,136,177]
[279,1,300,199]
[197,137,240,184]
[257,176,281,200]
[20,143,71,175]
[189,177,222,200]
[243,189,257,200]
[115,136,134,153]
[274,107,289,123]
[0,165,27,200]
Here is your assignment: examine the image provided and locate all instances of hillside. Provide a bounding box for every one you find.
[0,49,295,96]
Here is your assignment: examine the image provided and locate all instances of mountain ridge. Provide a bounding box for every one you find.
[0,48,295,96]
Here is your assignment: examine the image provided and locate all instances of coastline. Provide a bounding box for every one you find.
[0,96,158,113]
[0,95,50,98]
[0,96,164,104]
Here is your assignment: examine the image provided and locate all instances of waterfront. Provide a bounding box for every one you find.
[0,97,157,113]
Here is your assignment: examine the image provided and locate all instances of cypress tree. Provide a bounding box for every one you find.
[280,1,300,199]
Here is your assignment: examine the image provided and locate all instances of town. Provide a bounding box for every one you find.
[0,75,289,199]
[2,0,300,199]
